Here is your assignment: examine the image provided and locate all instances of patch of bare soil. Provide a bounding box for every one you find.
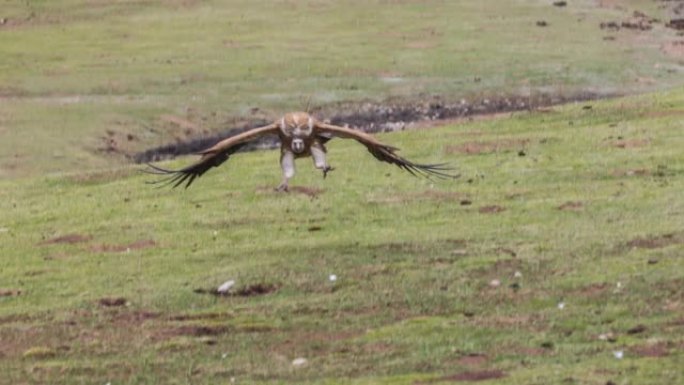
[0,289,22,297]
[625,233,683,249]
[98,297,127,307]
[134,92,610,163]
[455,354,488,367]
[89,239,156,253]
[289,186,325,198]
[419,370,506,383]
[558,201,584,211]
[478,205,505,214]
[600,11,660,32]
[169,312,232,322]
[445,139,529,155]
[39,233,92,245]
[611,138,650,149]
[574,283,609,298]
[666,19,684,31]
[630,342,670,357]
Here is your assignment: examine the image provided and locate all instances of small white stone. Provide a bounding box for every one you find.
[222,353,228,359]
[514,271,523,278]
[329,274,337,282]
[613,350,624,359]
[489,279,501,288]
[217,280,235,294]
[292,357,308,367]
[0,227,9,233]
[557,302,566,310]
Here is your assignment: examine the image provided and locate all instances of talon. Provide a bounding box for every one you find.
[323,166,335,179]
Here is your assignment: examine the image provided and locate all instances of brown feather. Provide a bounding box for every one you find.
[315,122,459,179]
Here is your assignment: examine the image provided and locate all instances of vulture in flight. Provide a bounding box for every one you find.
[146,112,458,191]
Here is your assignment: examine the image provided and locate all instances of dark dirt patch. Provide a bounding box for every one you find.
[195,283,278,297]
[478,205,505,214]
[455,354,488,367]
[625,233,683,249]
[39,233,92,245]
[165,325,232,338]
[0,289,22,297]
[420,370,506,383]
[134,92,610,163]
[445,139,530,155]
[289,186,325,198]
[630,342,670,357]
[612,138,650,149]
[553,1,567,7]
[558,201,584,211]
[626,324,647,335]
[169,312,232,322]
[600,11,660,32]
[574,282,609,298]
[89,239,156,253]
[98,297,127,307]
[666,19,684,31]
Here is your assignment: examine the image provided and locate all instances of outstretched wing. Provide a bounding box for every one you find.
[145,123,279,188]
[315,122,459,179]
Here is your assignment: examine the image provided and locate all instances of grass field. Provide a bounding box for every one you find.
[1,1,684,384]
[2,90,683,384]
[2,0,684,176]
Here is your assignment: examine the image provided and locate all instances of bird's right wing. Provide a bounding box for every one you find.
[315,122,459,179]
[145,123,279,188]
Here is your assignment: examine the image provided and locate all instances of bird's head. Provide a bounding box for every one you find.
[280,111,314,137]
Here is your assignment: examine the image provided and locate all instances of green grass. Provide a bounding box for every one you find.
[1,89,683,384]
[2,0,683,176]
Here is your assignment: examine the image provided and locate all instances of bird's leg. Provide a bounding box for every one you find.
[311,144,334,179]
[277,150,295,192]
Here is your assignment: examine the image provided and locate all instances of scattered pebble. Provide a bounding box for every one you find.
[222,353,228,359]
[292,357,308,367]
[513,271,523,278]
[0,227,9,233]
[217,280,236,294]
[329,274,337,282]
[557,302,566,310]
[489,279,501,288]
[613,350,624,359]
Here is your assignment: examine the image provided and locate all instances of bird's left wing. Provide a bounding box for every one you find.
[145,123,279,188]
[315,122,459,179]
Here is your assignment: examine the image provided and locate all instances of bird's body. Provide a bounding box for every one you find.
[146,112,458,190]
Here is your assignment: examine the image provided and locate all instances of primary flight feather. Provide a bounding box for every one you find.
[145,112,458,191]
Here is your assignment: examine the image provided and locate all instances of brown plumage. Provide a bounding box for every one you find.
[145,112,458,190]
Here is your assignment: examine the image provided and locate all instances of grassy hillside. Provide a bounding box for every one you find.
[2,0,684,176]
[1,89,682,384]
